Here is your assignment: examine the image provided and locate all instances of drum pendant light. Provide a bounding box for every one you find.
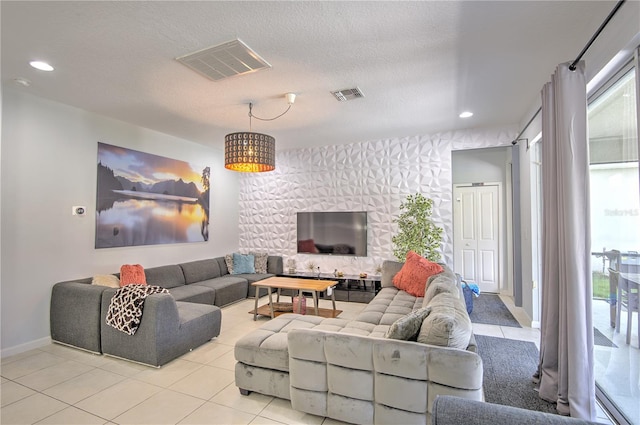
[224,93,295,173]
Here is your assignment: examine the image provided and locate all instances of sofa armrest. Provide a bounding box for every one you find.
[100,290,181,366]
[100,290,220,367]
[381,260,403,287]
[50,280,107,353]
[432,396,600,425]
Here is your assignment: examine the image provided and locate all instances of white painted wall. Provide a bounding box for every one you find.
[0,88,240,355]
[452,147,510,184]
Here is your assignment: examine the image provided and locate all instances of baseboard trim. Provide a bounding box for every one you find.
[1,336,51,358]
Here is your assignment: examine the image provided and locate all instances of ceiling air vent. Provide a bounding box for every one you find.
[331,87,365,102]
[176,39,271,82]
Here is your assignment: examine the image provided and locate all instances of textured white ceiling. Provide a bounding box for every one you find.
[0,1,621,151]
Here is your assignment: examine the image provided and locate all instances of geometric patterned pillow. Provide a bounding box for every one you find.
[251,252,269,274]
[224,254,234,275]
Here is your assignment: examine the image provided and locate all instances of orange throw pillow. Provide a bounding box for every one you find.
[120,264,146,286]
[392,251,443,297]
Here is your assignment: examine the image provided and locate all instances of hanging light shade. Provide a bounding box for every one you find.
[224,131,275,172]
[224,93,295,173]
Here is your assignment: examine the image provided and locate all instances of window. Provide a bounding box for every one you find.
[588,64,639,425]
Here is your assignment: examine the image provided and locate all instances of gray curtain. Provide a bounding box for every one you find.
[537,61,596,419]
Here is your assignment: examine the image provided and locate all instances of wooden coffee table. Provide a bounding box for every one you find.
[251,276,338,320]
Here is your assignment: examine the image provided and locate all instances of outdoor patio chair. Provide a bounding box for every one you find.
[610,268,640,346]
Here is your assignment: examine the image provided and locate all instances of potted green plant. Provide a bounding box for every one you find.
[392,193,443,262]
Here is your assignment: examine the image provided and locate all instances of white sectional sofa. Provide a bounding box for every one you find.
[234,260,483,424]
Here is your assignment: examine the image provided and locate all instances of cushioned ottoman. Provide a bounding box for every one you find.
[234,314,326,399]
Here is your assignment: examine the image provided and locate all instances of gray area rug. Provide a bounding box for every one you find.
[469,294,521,328]
[593,327,617,348]
[476,335,558,414]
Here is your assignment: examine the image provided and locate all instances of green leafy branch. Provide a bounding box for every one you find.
[392,193,443,262]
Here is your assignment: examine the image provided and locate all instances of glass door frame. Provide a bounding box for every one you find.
[589,48,640,425]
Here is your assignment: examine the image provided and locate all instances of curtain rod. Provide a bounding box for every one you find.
[569,0,626,71]
[512,0,626,146]
[511,106,541,147]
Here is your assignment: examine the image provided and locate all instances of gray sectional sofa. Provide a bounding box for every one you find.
[234,260,483,425]
[431,396,600,425]
[50,255,283,366]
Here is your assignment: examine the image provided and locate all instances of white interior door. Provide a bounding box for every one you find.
[454,183,501,293]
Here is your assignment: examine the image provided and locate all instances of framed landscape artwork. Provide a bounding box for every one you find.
[95,142,210,248]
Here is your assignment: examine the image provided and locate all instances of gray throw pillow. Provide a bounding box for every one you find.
[385,306,432,341]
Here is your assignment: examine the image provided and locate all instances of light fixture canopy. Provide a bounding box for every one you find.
[224,93,295,173]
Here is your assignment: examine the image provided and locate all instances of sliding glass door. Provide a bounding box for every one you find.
[588,63,639,425]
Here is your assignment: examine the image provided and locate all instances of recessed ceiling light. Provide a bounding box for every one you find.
[459,111,473,118]
[29,61,54,71]
[14,78,31,87]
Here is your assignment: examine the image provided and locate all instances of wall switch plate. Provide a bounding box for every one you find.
[72,206,87,216]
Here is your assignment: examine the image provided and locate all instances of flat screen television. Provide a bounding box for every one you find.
[297,211,367,256]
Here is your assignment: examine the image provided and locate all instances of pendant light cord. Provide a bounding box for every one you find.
[248,102,293,122]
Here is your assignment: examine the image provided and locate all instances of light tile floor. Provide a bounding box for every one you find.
[0,296,614,424]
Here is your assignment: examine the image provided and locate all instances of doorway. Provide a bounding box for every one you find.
[453,183,502,293]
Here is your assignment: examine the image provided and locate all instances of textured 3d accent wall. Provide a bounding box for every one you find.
[239,127,516,275]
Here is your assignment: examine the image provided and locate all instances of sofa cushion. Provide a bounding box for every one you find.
[194,276,249,307]
[417,292,472,349]
[92,274,120,288]
[144,265,186,289]
[120,264,146,286]
[384,306,431,341]
[354,287,422,326]
[168,285,216,305]
[392,251,443,297]
[180,259,222,284]
[233,253,255,274]
[235,314,325,371]
[235,273,276,298]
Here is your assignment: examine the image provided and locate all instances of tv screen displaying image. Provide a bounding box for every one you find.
[297,211,367,256]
